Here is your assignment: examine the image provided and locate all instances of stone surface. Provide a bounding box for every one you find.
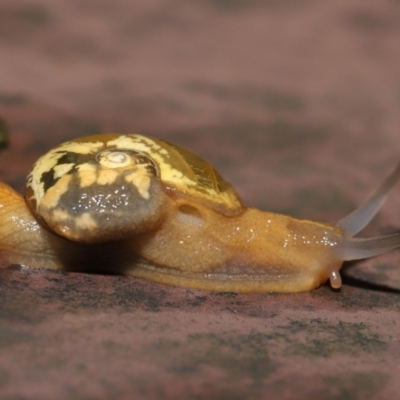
[0,1,400,399]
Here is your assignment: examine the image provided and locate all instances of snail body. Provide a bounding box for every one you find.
[0,133,399,293]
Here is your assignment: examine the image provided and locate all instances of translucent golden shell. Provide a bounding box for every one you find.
[24,134,243,243]
[26,134,242,214]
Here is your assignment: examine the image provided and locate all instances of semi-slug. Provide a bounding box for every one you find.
[0,133,399,293]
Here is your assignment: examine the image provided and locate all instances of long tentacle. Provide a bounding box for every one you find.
[338,162,400,237]
[337,233,400,261]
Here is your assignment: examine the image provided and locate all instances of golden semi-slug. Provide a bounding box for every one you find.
[0,133,399,293]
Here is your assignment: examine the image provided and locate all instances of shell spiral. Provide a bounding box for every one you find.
[25,134,243,243]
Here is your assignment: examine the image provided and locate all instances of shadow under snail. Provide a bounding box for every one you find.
[0,133,399,293]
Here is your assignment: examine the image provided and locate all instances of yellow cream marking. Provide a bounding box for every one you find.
[75,213,98,230]
[77,163,98,188]
[97,169,119,185]
[107,135,163,152]
[52,163,75,179]
[125,168,151,199]
[52,209,70,222]
[76,163,97,172]
[79,170,97,188]
[136,178,151,199]
[40,175,72,209]
[26,141,104,205]
[27,153,65,205]
[56,141,104,155]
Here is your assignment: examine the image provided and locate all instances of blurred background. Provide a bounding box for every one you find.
[1,1,400,399]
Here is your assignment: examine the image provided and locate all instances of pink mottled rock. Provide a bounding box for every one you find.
[0,0,400,399]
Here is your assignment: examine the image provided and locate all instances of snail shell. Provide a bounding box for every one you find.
[25,134,242,243]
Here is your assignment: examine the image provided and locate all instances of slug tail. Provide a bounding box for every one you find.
[337,162,400,237]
